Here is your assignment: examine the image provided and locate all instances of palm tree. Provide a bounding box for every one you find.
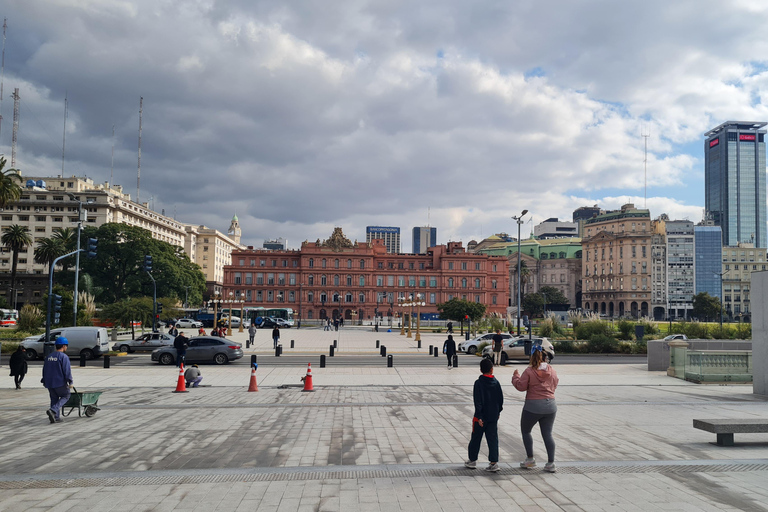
[34,237,66,270]
[0,157,22,209]
[52,227,77,271]
[2,224,32,305]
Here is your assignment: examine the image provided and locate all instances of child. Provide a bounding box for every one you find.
[465,358,504,472]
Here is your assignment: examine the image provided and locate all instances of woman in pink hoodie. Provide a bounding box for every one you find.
[511,345,559,473]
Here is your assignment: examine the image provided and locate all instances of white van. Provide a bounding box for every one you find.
[21,327,110,361]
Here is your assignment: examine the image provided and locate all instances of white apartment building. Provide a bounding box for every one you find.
[184,216,245,297]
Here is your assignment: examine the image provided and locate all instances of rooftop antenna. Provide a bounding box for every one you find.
[137,96,142,202]
[642,126,650,208]
[109,124,115,187]
[0,18,7,144]
[10,87,18,167]
[60,93,67,178]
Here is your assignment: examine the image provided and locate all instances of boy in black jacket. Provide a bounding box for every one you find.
[465,358,504,471]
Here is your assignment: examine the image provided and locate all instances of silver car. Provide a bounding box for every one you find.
[114,332,175,353]
[151,336,243,365]
[458,333,515,354]
[482,337,555,364]
[175,318,203,329]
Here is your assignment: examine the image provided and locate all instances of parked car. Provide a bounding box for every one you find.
[175,318,203,329]
[113,332,175,353]
[482,336,555,364]
[21,327,110,360]
[163,318,179,328]
[458,332,516,355]
[151,336,243,365]
[663,334,688,341]
[257,317,291,329]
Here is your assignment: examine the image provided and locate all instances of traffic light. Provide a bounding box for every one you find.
[143,254,153,272]
[465,315,469,321]
[157,303,163,314]
[86,238,98,259]
[52,294,62,324]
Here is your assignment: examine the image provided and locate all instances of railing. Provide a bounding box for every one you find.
[671,347,753,383]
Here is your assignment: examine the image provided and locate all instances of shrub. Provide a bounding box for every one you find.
[586,334,618,353]
[616,319,634,340]
[553,339,575,353]
[575,318,613,340]
[17,304,44,332]
[476,341,490,355]
[636,317,659,335]
[632,339,647,354]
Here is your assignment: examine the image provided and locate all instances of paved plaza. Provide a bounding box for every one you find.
[1,327,767,511]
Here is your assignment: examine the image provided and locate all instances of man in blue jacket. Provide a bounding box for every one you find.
[42,337,73,423]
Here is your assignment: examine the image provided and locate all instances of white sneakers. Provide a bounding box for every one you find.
[520,457,536,468]
[464,460,477,469]
[484,463,500,472]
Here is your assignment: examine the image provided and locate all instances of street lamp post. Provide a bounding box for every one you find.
[716,270,729,332]
[398,296,406,335]
[414,293,425,342]
[238,296,245,333]
[227,292,234,336]
[67,193,94,325]
[406,294,413,338]
[207,292,221,334]
[512,210,529,335]
[183,286,191,309]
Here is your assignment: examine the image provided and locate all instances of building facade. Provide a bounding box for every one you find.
[184,224,245,298]
[665,220,695,319]
[263,238,287,251]
[705,121,768,248]
[412,226,437,254]
[533,218,578,239]
[694,225,723,301]
[650,220,667,320]
[722,243,767,322]
[581,204,652,318]
[366,226,400,254]
[223,229,509,321]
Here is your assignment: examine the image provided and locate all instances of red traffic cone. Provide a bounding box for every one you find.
[248,367,259,392]
[173,364,189,393]
[302,362,315,392]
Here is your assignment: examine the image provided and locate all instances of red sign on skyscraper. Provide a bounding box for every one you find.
[739,134,756,141]
[709,138,719,148]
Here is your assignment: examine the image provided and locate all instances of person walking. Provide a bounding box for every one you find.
[168,324,179,337]
[512,345,559,473]
[9,346,28,389]
[248,323,257,346]
[42,337,73,423]
[174,332,189,367]
[272,325,280,349]
[184,364,203,388]
[333,318,339,331]
[443,335,456,369]
[447,321,453,334]
[492,329,504,366]
[465,358,504,472]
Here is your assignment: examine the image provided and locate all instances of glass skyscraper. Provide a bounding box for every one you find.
[704,121,767,248]
[412,226,437,254]
[694,225,723,300]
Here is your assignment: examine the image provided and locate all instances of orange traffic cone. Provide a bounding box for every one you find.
[248,366,259,392]
[172,364,189,393]
[301,362,315,392]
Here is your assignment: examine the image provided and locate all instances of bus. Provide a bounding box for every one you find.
[227,307,295,326]
[0,309,18,327]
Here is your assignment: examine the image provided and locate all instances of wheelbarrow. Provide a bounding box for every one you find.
[62,387,103,418]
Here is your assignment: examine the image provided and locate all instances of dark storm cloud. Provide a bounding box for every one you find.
[1,0,767,249]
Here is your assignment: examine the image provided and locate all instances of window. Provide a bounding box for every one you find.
[448,278,454,288]
[398,276,405,286]
[334,275,340,286]
[272,260,277,267]
[290,274,296,285]
[322,259,327,268]
[257,273,264,285]
[268,273,275,285]
[309,258,314,268]
[267,291,274,301]
[308,275,314,286]
[239,259,245,266]
[320,293,327,303]
[475,295,481,302]
[245,273,253,285]
[475,278,481,288]
[409,262,414,269]
[360,259,365,269]
[492,295,497,305]
[250,259,256,266]
[419,277,426,287]
[257,291,263,301]
[475,262,481,270]
[246,290,252,301]
[278,274,285,285]
[359,293,365,303]
[642,246,646,258]
[448,262,454,270]
[359,276,365,287]
[462,278,467,288]
[282,260,288,267]
[429,293,436,304]
[347,275,352,286]
[461,262,467,270]
[234,273,242,284]
[335,259,340,268]
[409,276,416,287]
[376,276,383,286]
[289,291,295,302]
[308,292,314,302]
[419,263,425,270]
[321,275,327,286]
[492,264,497,272]
[378,262,384,269]
[430,277,437,287]
[491,280,497,289]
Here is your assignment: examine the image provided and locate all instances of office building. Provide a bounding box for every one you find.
[695,225,723,301]
[573,205,603,237]
[705,121,767,248]
[534,218,578,239]
[366,226,400,254]
[412,226,436,254]
[722,243,767,322]
[665,220,695,320]
[184,223,245,298]
[263,238,287,251]
[650,218,667,320]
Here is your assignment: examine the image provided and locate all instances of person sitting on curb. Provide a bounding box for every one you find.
[185,364,203,388]
[41,337,73,424]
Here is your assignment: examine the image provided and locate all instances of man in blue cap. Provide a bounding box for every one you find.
[42,336,73,423]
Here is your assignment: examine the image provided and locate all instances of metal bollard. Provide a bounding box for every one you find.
[103,355,110,369]
[330,345,335,357]
[278,345,283,356]
[333,339,337,348]
[434,348,439,357]
[275,345,281,357]
[417,340,421,349]
[320,354,326,368]
[251,355,257,367]
[376,340,380,348]
[453,354,458,367]
[291,339,294,349]
[387,354,393,368]
[246,339,250,348]
[380,345,386,357]
[80,353,87,367]
[429,345,433,355]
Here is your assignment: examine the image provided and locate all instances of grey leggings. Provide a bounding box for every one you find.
[520,409,556,463]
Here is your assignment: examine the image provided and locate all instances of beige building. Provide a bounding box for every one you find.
[722,243,767,322]
[582,204,652,318]
[184,216,245,297]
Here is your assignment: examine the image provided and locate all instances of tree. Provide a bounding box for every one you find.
[437,298,487,323]
[522,293,546,317]
[0,157,22,209]
[692,292,724,322]
[52,227,77,271]
[101,297,155,338]
[34,237,66,270]
[539,286,568,305]
[2,224,32,304]
[514,260,531,296]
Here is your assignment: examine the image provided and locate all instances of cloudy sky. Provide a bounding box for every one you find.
[2,0,768,251]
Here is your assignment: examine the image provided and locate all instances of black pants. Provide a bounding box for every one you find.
[520,409,556,463]
[468,419,498,463]
[14,374,24,388]
[446,353,454,366]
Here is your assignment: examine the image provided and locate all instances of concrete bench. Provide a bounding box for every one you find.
[693,419,768,446]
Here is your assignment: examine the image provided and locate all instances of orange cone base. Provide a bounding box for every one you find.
[173,364,189,393]
[248,369,259,392]
[302,376,314,392]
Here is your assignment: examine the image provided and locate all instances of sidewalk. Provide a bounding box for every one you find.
[1,353,767,511]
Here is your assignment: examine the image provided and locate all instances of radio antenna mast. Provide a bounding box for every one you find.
[0,18,7,144]
[137,97,142,203]
[10,87,18,167]
[60,93,67,177]
[642,126,650,208]
[110,124,115,187]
